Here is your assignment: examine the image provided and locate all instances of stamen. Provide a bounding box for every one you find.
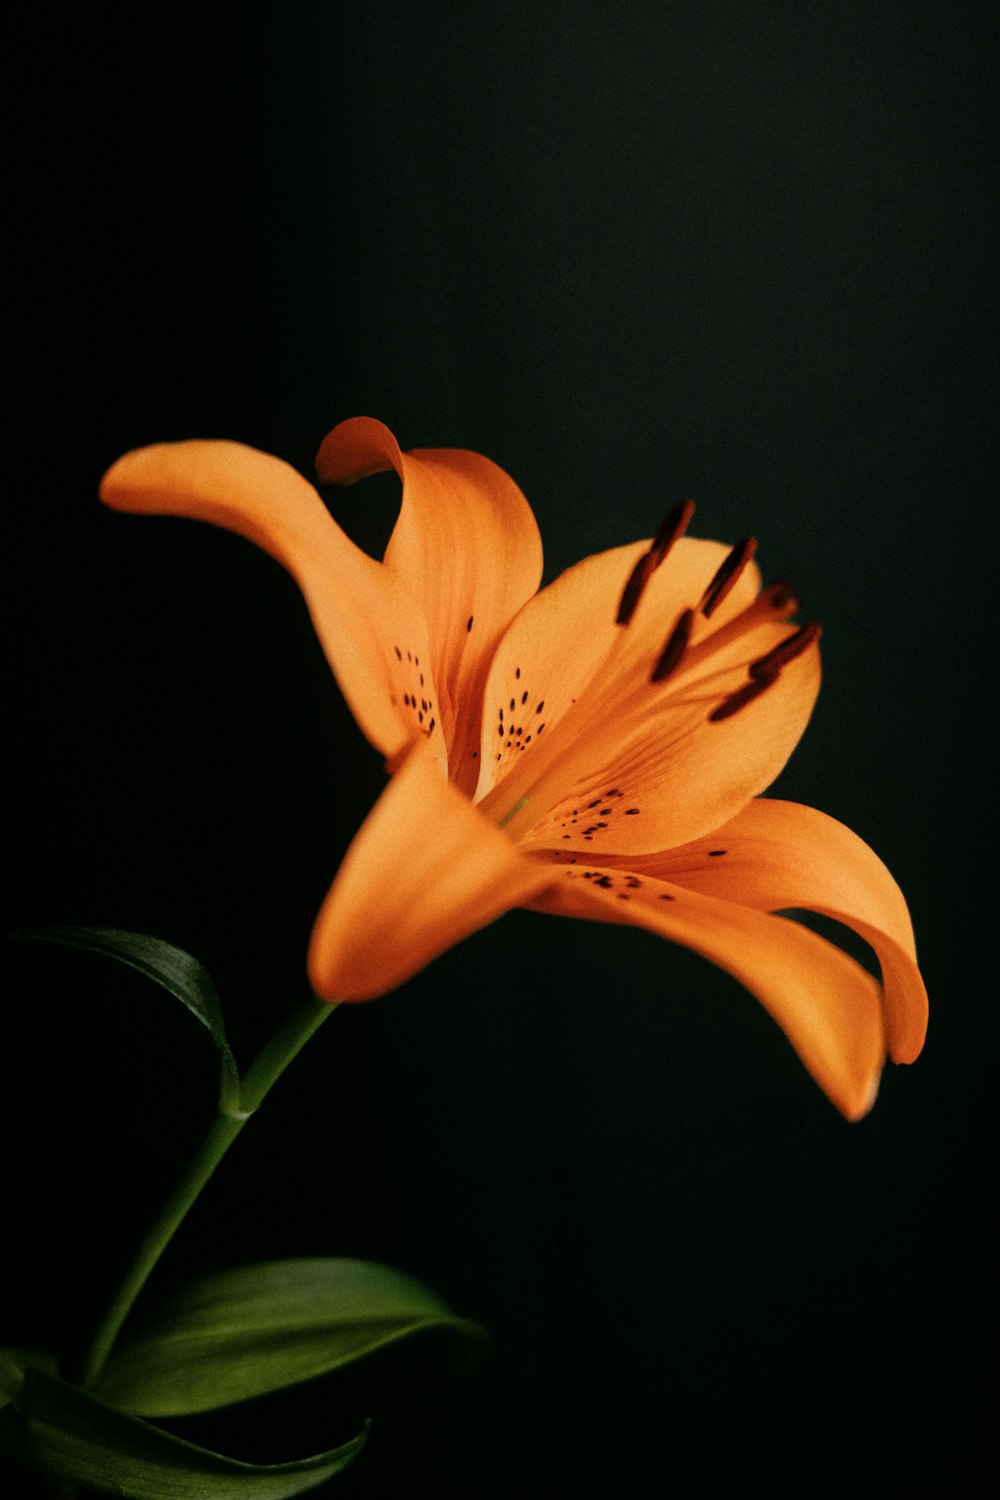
[748,621,822,678]
[616,498,696,625]
[708,621,821,721]
[651,608,695,682]
[700,537,757,618]
[758,579,799,615]
[708,678,773,722]
[651,497,696,559]
[616,556,654,626]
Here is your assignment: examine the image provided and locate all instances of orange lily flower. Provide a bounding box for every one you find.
[101,418,927,1120]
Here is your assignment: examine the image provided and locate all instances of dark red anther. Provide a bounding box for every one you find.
[749,621,822,679]
[651,608,695,682]
[708,677,774,721]
[708,622,821,721]
[758,580,799,614]
[650,497,696,559]
[700,536,757,618]
[616,498,696,625]
[616,553,656,625]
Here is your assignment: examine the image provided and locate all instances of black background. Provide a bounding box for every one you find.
[6,3,995,1495]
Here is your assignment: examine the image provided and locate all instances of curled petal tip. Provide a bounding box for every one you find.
[315,416,403,486]
[844,1066,882,1122]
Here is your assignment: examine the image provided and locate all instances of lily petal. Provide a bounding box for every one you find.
[100,440,444,766]
[308,740,553,1000]
[532,866,886,1120]
[613,799,927,1064]
[316,418,543,789]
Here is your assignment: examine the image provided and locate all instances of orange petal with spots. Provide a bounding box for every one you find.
[308,739,553,1000]
[516,626,819,854]
[615,798,927,1064]
[100,440,445,769]
[532,867,885,1120]
[317,417,543,791]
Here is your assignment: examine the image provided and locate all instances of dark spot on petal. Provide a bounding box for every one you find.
[708,849,727,857]
[625,808,640,816]
[467,615,474,631]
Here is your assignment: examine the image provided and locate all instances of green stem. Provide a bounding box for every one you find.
[78,993,336,1390]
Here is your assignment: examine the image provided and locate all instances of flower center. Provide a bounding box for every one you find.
[479,505,819,841]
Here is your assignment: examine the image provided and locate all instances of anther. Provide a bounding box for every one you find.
[651,497,696,560]
[700,537,757,618]
[708,678,773,721]
[651,608,695,682]
[616,555,655,625]
[749,621,822,679]
[759,580,799,615]
[616,498,696,626]
[708,621,821,721]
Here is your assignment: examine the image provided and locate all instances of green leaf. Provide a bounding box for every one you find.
[14,925,240,1112]
[93,1258,488,1416]
[0,1358,367,1499]
[0,1347,56,1407]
